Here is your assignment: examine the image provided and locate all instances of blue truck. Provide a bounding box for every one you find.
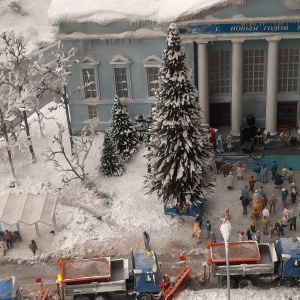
[56,251,191,300]
[207,237,300,288]
[0,276,22,300]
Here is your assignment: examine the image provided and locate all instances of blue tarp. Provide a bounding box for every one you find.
[164,202,201,217]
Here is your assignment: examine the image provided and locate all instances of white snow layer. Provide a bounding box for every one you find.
[48,0,240,25]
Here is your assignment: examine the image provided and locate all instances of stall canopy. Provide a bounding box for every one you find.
[0,192,58,235]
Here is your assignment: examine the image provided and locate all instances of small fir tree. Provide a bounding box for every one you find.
[110,95,139,160]
[145,23,214,207]
[100,130,124,176]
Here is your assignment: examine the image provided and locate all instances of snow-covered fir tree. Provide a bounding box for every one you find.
[110,95,139,160]
[144,23,214,207]
[100,129,124,176]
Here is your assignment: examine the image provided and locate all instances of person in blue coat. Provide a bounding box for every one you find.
[253,164,262,181]
[216,135,225,153]
[274,172,284,190]
[205,220,212,239]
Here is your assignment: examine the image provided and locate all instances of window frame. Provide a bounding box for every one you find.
[278,48,299,93]
[208,50,231,95]
[110,55,132,100]
[81,55,101,101]
[88,104,98,119]
[243,49,265,94]
[143,55,162,99]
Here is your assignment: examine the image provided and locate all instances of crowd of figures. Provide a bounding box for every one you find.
[219,159,299,243]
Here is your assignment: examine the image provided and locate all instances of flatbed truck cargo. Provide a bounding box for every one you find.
[56,251,192,300]
[0,276,22,300]
[206,238,300,288]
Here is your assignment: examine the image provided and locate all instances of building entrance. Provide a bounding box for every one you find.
[277,102,297,127]
[209,103,231,127]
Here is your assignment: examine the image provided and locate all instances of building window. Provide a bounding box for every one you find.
[243,50,264,93]
[82,69,97,98]
[88,105,98,119]
[278,49,299,92]
[114,67,128,98]
[147,67,160,97]
[110,55,132,100]
[208,51,230,94]
[143,55,162,99]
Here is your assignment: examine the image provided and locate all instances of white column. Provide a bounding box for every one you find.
[265,38,280,136]
[198,43,209,125]
[231,40,244,136]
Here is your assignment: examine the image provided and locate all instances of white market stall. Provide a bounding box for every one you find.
[0,192,58,236]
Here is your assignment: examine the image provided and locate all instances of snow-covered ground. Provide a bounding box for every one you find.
[0,1,300,298]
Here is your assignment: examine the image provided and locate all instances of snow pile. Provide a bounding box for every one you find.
[48,0,241,25]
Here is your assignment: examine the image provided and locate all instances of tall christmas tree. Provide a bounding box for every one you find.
[100,129,124,176]
[110,95,139,160]
[145,23,214,207]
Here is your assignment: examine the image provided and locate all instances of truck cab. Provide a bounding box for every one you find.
[0,276,22,300]
[276,237,300,286]
[132,252,163,300]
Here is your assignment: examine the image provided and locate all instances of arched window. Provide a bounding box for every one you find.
[143,55,162,98]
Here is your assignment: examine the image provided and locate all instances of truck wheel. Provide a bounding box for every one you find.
[75,296,90,300]
[239,278,253,289]
[95,296,109,300]
[284,277,295,287]
[137,293,152,300]
[221,277,237,289]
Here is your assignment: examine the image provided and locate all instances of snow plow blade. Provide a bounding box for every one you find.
[162,266,192,300]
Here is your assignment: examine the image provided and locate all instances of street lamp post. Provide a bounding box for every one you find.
[220,220,232,300]
[134,114,152,173]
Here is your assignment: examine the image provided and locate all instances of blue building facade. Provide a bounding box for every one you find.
[52,0,300,134]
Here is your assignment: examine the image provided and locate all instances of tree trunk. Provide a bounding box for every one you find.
[22,110,36,163]
[63,91,74,154]
[0,111,16,180]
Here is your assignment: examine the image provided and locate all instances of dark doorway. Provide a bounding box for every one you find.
[277,102,297,127]
[209,103,231,127]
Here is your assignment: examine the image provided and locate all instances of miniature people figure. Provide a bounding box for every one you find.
[0,238,7,256]
[268,194,278,214]
[279,131,288,148]
[216,135,225,153]
[249,176,256,193]
[236,162,244,180]
[143,231,151,251]
[210,231,216,243]
[252,190,260,204]
[225,172,234,189]
[281,188,289,207]
[288,213,297,231]
[275,219,287,236]
[252,208,259,220]
[291,188,298,204]
[250,214,257,233]
[209,128,216,149]
[261,193,268,211]
[271,161,278,180]
[253,164,262,181]
[29,240,38,255]
[225,208,231,220]
[260,165,268,183]
[246,229,252,240]
[264,132,272,149]
[274,172,284,189]
[205,221,212,239]
[226,135,233,151]
[241,195,250,215]
[258,186,265,197]
[253,200,261,218]
[262,207,270,219]
[287,167,294,183]
[256,128,264,145]
[195,214,202,228]
[237,231,245,241]
[242,185,250,198]
[4,230,12,249]
[192,220,201,244]
[255,231,262,243]
[281,166,288,180]
[261,216,269,235]
[270,225,278,239]
[221,161,231,177]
